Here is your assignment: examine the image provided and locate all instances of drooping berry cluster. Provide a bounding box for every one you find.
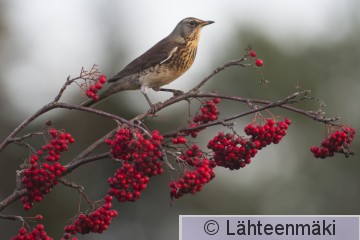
[85,75,107,101]
[208,119,291,170]
[106,129,164,204]
[310,127,355,158]
[107,163,149,202]
[106,129,164,177]
[193,98,220,124]
[178,144,215,168]
[21,128,74,210]
[11,224,53,240]
[244,119,291,147]
[170,159,216,199]
[63,195,118,237]
[185,98,220,138]
[208,132,257,170]
[41,128,75,162]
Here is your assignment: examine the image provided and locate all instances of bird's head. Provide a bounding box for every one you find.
[171,17,214,41]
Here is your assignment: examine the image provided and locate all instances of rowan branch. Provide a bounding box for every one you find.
[0,102,148,155]
[0,189,27,212]
[192,57,248,91]
[0,57,351,221]
[0,214,24,222]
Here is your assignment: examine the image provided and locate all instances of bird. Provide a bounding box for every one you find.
[82,17,214,108]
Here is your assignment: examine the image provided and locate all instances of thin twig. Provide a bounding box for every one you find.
[66,152,111,172]
[0,214,24,222]
[54,76,80,103]
[192,57,247,91]
[7,132,44,144]
[58,179,93,206]
[161,149,176,171]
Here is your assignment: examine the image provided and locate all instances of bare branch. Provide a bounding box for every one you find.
[0,189,27,212]
[192,57,247,91]
[58,179,93,206]
[54,75,80,103]
[0,214,24,222]
[0,102,148,156]
[7,132,44,144]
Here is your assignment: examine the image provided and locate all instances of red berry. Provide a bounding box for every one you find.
[255,59,263,67]
[19,227,27,235]
[99,75,107,84]
[249,51,256,57]
[86,90,95,98]
[92,95,100,101]
[95,82,103,89]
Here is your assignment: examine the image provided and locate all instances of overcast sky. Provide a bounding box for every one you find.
[2,0,355,115]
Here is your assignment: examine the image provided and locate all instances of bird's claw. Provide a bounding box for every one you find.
[149,102,162,114]
[172,90,184,97]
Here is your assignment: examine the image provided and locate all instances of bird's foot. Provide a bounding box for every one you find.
[149,102,162,115]
[159,88,184,97]
[172,90,184,97]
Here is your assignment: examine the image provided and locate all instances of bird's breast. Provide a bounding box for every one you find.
[171,41,198,73]
[139,41,199,89]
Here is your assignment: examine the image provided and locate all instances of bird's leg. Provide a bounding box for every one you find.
[141,86,159,113]
[158,88,184,97]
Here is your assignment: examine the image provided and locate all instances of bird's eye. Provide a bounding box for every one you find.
[189,21,197,27]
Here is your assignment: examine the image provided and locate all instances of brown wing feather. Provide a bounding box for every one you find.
[108,37,181,82]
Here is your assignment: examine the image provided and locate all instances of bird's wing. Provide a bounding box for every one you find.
[108,38,181,82]
[160,46,178,64]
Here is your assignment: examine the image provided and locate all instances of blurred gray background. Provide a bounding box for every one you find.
[0,0,359,239]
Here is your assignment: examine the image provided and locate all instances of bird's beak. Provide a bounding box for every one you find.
[201,20,215,26]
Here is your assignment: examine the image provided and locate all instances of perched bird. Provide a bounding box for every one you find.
[82,17,214,108]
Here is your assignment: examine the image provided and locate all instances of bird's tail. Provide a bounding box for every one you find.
[81,87,117,107]
[80,77,140,108]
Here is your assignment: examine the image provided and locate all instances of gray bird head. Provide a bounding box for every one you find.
[170,17,214,40]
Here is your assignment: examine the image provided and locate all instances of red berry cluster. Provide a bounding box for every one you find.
[107,163,149,202]
[207,132,257,170]
[248,50,263,67]
[21,128,74,210]
[310,127,355,158]
[178,144,216,168]
[64,195,118,237]
[12,224,53,240]
[42,128,75,161]
[170,159,215,199]
[106,129,164,177]
[193,98,220,124]
[172,135,187,144]
[85,75,107,101]
[208,119,291,170]
[244,119,291,147]
[185,98,220,138]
